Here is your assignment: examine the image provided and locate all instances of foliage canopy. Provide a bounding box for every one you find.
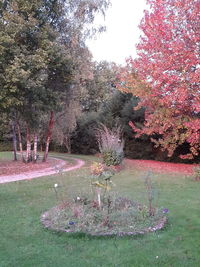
[118,0,200,159]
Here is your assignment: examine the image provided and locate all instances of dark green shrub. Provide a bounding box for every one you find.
[0,141,13,151]
[102,150,124,166]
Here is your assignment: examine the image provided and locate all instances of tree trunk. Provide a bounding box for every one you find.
[64,135,71,154]
[33,134,38,163]
[43,111,54,162]
[26,127,31,163]
[12,122,17,161]
[40,137,43,152]
[17,122,23,161]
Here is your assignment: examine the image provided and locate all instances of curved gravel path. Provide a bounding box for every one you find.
[0,157,85,184]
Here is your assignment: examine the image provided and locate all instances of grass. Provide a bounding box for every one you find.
[0,151,13,160]
[0,152,200,266]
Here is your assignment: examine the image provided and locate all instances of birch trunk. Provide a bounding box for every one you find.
[43,111,54,162]
[33,134,38,163]
[12,122,17,161]
[26,127,31,163]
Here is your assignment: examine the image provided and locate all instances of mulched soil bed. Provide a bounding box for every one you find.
[41,203,167,237]
[125,159,198,175]
[0,158,67,176]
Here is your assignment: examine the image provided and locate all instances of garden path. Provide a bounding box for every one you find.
[0,157,85,184]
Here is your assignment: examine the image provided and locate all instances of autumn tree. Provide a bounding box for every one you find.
[118,0,200,159]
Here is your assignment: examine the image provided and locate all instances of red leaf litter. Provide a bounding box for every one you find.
[125,159,198,175]
[0,158,65,176]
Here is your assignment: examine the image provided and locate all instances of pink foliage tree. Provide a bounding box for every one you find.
[118,0,200,159]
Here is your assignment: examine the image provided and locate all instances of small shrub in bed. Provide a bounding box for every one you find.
[90,162,114,208]
[144,171,157,216]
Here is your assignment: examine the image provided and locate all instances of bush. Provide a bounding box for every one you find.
[96,124,124,166]
[0,141,13,151]
[102,150,123,166]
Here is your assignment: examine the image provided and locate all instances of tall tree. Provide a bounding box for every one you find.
[118,0,200,159]
[81,61,119,112]
[0,0,110,162]
[52,100,81,153]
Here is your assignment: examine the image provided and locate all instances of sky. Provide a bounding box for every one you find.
[86,0,147,65]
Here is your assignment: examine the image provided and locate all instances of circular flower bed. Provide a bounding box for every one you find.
[41,197,167,237]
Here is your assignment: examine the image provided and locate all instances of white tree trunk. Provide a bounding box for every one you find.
[26,127,31,163]
[33,134,38,162]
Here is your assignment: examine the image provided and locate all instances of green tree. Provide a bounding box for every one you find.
[0,0,110,162]
[81,61,119,112]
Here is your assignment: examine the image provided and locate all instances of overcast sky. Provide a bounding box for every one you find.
[86,0,147,65]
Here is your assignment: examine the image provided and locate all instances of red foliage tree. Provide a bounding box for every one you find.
[118,0,200,159]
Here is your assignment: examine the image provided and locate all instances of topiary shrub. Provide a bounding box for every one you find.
[102,150,123,166]
[96,124,124,166]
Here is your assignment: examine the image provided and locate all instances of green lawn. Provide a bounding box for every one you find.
[0,151,14,160]
[0,152,200,267]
